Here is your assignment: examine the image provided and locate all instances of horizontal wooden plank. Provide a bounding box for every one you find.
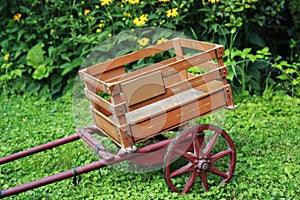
[179,38,224,57]
[128,66,227,111]
[126,88,204,124]
[79,70,108,92]
[90,107,120,144]
[112,48,219,87]
[129,88,226,142]
[195,61,220,71]
[85,40,174,76]
[84,88,112,116]
[96,66,126,81]
[105,57,177,83]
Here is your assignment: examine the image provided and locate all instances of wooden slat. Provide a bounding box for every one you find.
[105,57,177,83]
[85,40,174,76]
[79,70,108,92]
[195,61,220,71]
[90,107,119,143]
[129,66,227,111]
[119,47,218,86]
[96,66,126,81]
[84,88,112,116]
[129,88,226,142]
[126,89,204,124]
[163,73,185,87]
[179,38,220,52]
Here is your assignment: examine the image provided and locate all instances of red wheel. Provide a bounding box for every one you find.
[163,124,236,194]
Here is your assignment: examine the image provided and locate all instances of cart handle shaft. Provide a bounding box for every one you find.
[0,134,80,165]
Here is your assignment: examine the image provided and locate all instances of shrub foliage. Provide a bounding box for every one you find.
[0,0,299,97]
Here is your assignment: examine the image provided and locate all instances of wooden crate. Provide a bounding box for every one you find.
[79,38,235,149]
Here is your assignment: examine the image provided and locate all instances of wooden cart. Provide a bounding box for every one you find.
[0,38,237,197]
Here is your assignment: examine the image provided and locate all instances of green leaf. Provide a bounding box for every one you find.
[61,57,84,76]
[17,29,24,41]
[0,74,11,81]
[285,69,297,73]
[26,81,41,94]
[50,73,63,95]
[27,42,45,68]
[32,64,49,80]
[292,79,299,86]
[247,54,257,63]
[231,27,237,34]
[249,32,265,47]
[51,73,63,88]
[277,74,288,80]
[12,69,23,77]
[0,1,7,11]
[61,53,71,62]
[241,48,252,59]
[227,66,235,81]
[48,46,55,58]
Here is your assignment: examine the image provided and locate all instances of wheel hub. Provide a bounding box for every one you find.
[195,160,210,171]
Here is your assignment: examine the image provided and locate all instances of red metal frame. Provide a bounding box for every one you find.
[0,127,172,198]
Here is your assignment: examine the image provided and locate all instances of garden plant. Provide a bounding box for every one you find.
[0,0,299,199]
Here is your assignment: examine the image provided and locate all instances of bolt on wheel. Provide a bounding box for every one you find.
[163,124,236,194]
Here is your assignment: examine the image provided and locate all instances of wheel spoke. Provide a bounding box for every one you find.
[200,173,209,191]
[182,152,196,162]
[182,172,198,194]
[209,166,229,179]
[193,133,205,158]
[204,131,219,155]
[174,148,196,162]
[164,124,236,194]
[170,163,193,178]
[210,149,232,163]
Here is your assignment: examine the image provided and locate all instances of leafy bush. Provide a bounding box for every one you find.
[272,57,300,97]
[0,0,299,97]
[0,94,299,199]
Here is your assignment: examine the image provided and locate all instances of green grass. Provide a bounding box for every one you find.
[0,93,299,199]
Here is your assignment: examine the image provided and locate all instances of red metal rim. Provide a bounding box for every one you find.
[163,124,236,194]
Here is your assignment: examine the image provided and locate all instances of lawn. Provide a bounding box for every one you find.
[0,93,299,199]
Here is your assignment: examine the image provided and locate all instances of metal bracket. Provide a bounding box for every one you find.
[225,87,237,110]
[125,145,137,153]
[226,105,238,110]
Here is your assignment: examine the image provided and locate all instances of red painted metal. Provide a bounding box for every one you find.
[78,128,114,161]
[129,138,172,166]
[0,156,125,198]
[0,134,80,165]
[0,129,172,198]
[163,124,236,194]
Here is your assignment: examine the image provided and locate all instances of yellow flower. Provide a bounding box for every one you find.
[156,37,168,45]
[96,29,101,33]
[84,9,91,15]
[133,14,148,26]
[138,38,150,47]
[166,8,179,18]
[208,0,220,3]
[126,0,139,4]
[98,23,105,28]
[108,33,112,37]
[4,54,10,61]
[95,5,100,9]
[13,13,22,21]
[123,12,131,17]
[158,0,170,2]
[100,0,113,6]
